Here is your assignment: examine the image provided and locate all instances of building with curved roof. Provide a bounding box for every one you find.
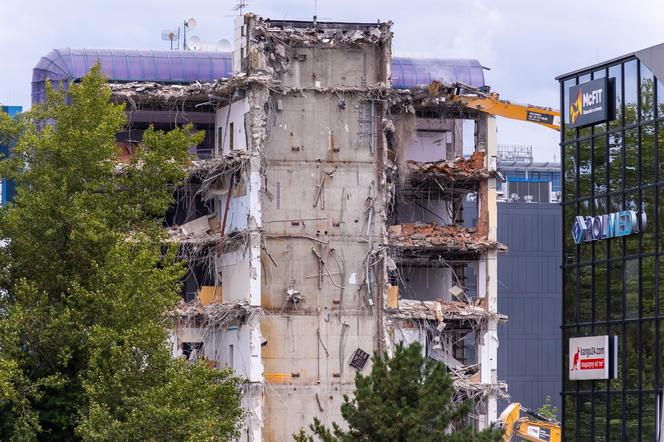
[32,49,233,103]
[32,48,485,103]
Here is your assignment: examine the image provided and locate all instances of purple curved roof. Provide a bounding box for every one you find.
[391,57,485,89]
[32,48,232,102]
[32,49,485,103]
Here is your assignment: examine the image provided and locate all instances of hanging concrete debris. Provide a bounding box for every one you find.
[406,153,497,183]
[388,298,507,323]
[173,299,264,329]
[389,223,507,254]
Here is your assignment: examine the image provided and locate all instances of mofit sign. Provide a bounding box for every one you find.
[568,77,615,128]
[571,210,646,245]
[569,335,617,380]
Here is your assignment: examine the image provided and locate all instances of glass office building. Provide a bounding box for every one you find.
[558,44,664,440]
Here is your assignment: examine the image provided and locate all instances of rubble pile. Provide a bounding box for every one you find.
[173,299,264,328]
[254,14,392,49]
[188,150,251,194]
[388,298,507,322]
[406,151,495,181]
[109,75,274,105]
[109,81,223,104]
[388,222,506,253]
[167,214,222,245]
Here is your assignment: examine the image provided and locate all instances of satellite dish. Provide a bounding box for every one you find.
[161,29,177,41]
[216,39,232,51]
[189,36,202,51]
[185,18,197,29]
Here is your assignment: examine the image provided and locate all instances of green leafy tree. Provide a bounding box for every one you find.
[0,66,244,441]
[293,342,502,442]
[536,396,558,421]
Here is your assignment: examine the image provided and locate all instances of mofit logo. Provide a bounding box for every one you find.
[568,77,613,128]
[570,89,583,124]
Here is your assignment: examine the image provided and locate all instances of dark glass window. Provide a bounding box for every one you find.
[579,139,592,196]
[657,76,664,119]
[609,64,623,131]
[564,143,577,200]
[625,60,638,126]
[642,124,656,185]
[625,259,639,318]
[593,135,607,194]
[624,129,638,189]
[641,64,655,122]
[552,172,561,192]
[505,171,525,180]
[608,133,623,193]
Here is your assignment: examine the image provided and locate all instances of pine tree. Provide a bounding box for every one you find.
[0,66,244,441]
[294,342,503,442]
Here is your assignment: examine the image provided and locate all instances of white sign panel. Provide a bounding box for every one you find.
[569,335,614,380]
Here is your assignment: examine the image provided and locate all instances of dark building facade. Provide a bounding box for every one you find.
[467,202,562,414]
[558,44,664,440]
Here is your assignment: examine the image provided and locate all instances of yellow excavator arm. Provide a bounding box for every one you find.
[427,81,561,131]
[498,402,561,442]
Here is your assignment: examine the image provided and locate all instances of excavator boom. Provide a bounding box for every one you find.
[498,402,561,442]
[428,81,561,131]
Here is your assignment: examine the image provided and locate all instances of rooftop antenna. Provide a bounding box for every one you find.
[183,18,197,50]
[188,35,202,51]
[161,28,179,50]
[217,39,232,52]
[234,1,248,15]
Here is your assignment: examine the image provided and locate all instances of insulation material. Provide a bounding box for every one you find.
[386,285,399,308]
[198,286,222,306]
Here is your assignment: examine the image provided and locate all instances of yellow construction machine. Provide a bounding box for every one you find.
[427,81,561,131]
[497,403,561,442]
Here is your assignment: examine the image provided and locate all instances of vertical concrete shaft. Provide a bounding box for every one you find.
[476,116,499,430]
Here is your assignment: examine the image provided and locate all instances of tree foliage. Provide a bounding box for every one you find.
[0,66,244,441]
[294,342,502,442]
[537,396,558,421]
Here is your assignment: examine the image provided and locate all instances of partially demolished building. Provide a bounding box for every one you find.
[34,15,507,440]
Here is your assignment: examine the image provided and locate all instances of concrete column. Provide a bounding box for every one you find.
[476,116,499,430]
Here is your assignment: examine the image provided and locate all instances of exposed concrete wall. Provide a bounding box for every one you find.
[222,190,251,232]
[254,33,389,439]
[395,198,453,225]
[173,326,262,382]
[278,47,382,89]
[406,131,450,162]
[218,249,255,304]
[263,384,356,442]
[398,266,454,301]
[216,98,249,155]
[261,315,375,385]
[261,314,376,441]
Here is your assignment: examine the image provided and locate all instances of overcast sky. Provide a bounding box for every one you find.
[1,0,663,161]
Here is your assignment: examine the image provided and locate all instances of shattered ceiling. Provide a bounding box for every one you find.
[388,222,506,256]
[173,299,264,329]
[388,298,507,323]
